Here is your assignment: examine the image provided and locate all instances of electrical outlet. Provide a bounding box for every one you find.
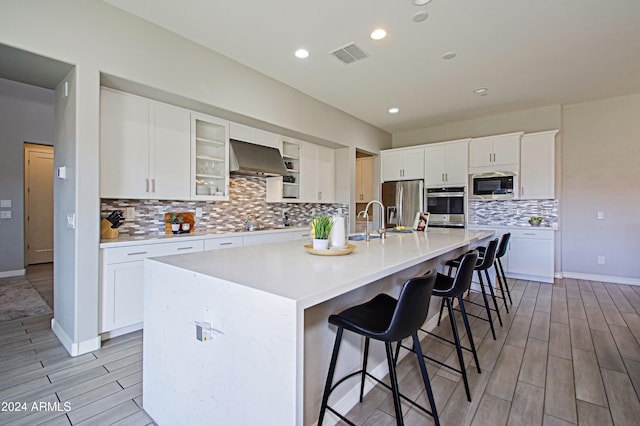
[195,207,203,218]
[0,199,11,208]
[125,207,135,219]
[597,256,605,265]
[0,211,11,219]
[597,210,605,220]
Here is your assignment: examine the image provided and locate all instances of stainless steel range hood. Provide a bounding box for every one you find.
[229,139,288,177]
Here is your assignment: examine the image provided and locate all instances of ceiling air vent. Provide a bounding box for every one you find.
[330,43,369,65]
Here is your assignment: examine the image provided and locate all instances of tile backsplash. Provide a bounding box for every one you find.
[101,176,348,237]
[468,199,558,227]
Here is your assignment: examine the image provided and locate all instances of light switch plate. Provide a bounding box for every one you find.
[0,199,11,208]
[596,210,605,220]
[0,211,11,219]
[66,213,76,229]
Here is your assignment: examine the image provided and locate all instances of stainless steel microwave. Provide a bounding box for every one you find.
[470,172,518,200]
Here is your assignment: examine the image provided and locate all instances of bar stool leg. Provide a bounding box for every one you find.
[477,271,497,340]
[483,270,503,327]
[493,262,509,314]
[458,295,481,374]
[446,297,471,402]
[318,327,344,426]
[437,298,446,326]
[385,342,404,426]
[360,338,370,402]
[411,332,440,426]
[497,258,513,305]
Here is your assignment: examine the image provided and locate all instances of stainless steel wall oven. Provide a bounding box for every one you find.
[425,186,465,228]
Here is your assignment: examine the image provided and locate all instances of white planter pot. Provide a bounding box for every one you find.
[312,239,330,250]
[171,224,181,232]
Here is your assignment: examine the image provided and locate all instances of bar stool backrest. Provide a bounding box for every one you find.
[476,238,499,270]
[451,250,479,297]
[385,271,437,342]
[496,233,511,259]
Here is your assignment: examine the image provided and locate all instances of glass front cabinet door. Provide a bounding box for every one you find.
[191,113,230,200]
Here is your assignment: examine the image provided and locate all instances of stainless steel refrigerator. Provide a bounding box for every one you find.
[382,180,424,228]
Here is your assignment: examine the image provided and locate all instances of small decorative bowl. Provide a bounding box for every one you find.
[529,219,542,227]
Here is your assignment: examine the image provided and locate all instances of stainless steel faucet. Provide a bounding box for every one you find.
[360,200,386,241]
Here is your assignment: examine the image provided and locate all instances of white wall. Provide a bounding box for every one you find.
[0,78,54,275]
[562,93,640,281]
[0,0,391,352]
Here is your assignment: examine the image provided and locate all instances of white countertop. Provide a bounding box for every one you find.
[467,224,557,231]
[100,226,309,248]
[147,228,494,309]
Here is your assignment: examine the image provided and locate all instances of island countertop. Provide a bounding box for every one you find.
[149,227,494,309]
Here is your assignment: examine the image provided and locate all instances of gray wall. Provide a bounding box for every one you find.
[0,78,54,274]
[562,93,640,280]
[0,0,391,351]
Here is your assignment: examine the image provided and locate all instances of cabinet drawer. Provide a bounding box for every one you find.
[204,236,243,251]
[509,229,554,240]
[103,240,204,264]
[291,230,312,241]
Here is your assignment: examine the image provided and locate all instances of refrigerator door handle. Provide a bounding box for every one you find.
[396,183,403,226]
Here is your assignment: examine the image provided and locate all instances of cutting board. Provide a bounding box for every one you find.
[164,212,195,234]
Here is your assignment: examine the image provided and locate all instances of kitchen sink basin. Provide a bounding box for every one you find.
[348,234,380,241]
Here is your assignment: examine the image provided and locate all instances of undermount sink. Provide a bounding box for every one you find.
[348,234,380,241]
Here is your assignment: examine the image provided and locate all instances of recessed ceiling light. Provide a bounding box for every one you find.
[413,0,432,5]
[442,52,456,60]
[473,87,488,96]
[388,107,399,114]
[370,28,387,40]
[294,49,309,59]
[413,11,429,22]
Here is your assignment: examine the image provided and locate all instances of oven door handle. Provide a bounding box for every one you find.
[427,193,465,198]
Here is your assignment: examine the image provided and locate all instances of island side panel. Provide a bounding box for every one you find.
[143,259,298,426]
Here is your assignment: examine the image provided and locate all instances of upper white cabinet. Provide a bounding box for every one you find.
[356,156,374,202]
[300,141,335,203]
[229,122,281,149]
[191,112,230,200]
[424,139,469,187]
[266,138,302,202]
[100,89,191,200]
[520,130,557,199]
[469,132,522,173]
[381,147,424,182]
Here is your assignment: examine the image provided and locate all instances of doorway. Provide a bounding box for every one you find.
[24,143,54,265]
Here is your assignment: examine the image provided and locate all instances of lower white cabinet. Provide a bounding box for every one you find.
[505,229,554,283]
[243,232,292,246]
[204,236,243,251]
[100,240,204,334]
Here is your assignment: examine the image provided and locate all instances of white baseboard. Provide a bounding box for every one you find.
[0,269,26,278]
[562,271,640,286]
[100,322,143,340]
[319,313,444,426]
[51,318,101,356]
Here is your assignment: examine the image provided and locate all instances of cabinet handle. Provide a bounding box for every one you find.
[219,242,233,246]
[299,233,310,237]
[145,179,149,192]
[127,251,148,256]
[152,179,156,193]
[318,191,322,200]
[521,187,524,196]
[177,246,193,251]
[445,172,448,181]
[523,233,537,236]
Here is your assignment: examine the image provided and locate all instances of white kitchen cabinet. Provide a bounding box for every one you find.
[100,88,191,200]
[291,229,312,241]
[243,232,292,246]
[191,112,230,201]
[266,138,302,202]
[204,236,243,251]
[355,156,374,202]
[424,139,469,186]
[381,147,424,182]
[505,229,554,283]
[300,141,335,203]
[520,130,557,199]
[229,122,281,149]
[469,132,522,173]
[100,240,204,335]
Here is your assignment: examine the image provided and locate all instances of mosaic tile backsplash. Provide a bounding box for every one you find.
[101,176,348,237]
[468,199,558,228]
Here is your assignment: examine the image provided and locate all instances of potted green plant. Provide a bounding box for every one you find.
[529,216,543,227]
[169,214,184,233]
[312,214,334,249]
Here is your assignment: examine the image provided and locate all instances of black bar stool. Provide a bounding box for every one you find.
[318,272,440,426]
[477,232,513,307]
[426,250,481,402]
[445,238,503,340]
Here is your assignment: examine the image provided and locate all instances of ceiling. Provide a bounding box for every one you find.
[108,1,640,133]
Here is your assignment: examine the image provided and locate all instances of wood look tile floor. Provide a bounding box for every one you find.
[2,266,640,425]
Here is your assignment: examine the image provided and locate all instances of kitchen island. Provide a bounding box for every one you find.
[142,228,493,425]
